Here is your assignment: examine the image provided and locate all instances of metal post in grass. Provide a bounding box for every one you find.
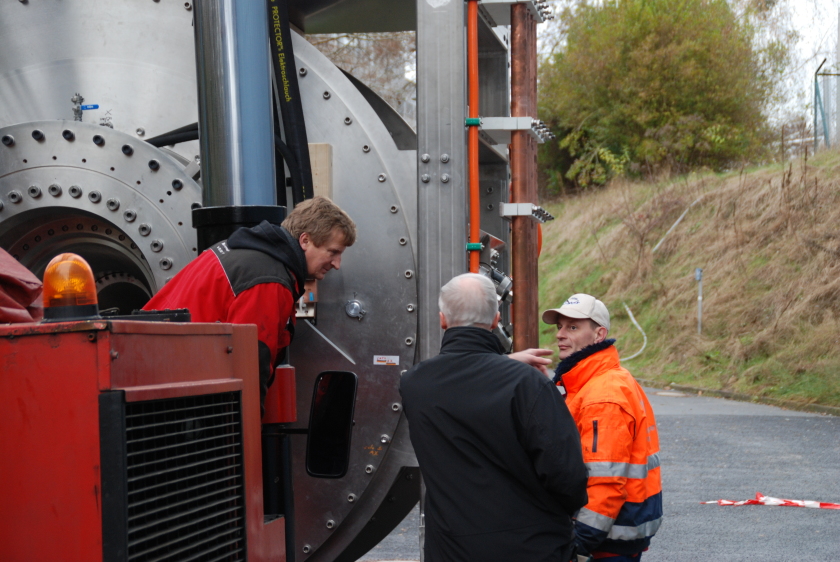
[815,59,828,151]
[815,59,826,150]
[695,268,703,335]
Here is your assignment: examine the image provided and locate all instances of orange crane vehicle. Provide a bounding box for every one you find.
[0,1,554,560]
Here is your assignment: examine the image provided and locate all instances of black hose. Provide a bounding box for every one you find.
[275,134,301,207]
[145,123,199,147]
[146,130,199,147]
[266,0,313,205]
[145,123,198,146]
[142,124,299,209]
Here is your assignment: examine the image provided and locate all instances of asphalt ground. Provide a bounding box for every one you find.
[358,389,840,561]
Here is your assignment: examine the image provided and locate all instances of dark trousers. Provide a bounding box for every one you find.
[592,552,642,562]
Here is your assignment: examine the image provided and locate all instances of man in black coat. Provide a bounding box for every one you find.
[400,273,588,562]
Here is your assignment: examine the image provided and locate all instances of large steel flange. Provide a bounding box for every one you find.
[0,120,202,305]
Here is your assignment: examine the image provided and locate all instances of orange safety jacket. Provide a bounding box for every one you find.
[554,341,662,556]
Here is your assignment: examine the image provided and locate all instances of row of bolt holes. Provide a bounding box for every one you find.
[3,130,167,172]
[303,438,395,549]
[393,201,413,346]
[1,131,188,261]
[12,223,173,270]
[389,194,413,343]
[304,69,383,168]
[302,70,407,544]
[302,420,402,550]
[309,72,400,205]
[4,180,186,251]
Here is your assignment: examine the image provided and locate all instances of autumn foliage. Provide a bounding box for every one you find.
[538,0,791,190]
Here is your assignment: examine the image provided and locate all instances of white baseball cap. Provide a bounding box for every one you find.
[542,293,610,331]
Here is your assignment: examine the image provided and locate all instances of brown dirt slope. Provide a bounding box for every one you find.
[538,152,840,407]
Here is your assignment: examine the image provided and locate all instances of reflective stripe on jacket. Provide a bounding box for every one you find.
[558,344,662,556]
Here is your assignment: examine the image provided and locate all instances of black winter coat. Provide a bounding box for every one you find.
[400,327,588,562]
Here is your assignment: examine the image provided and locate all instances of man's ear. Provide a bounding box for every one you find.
[490,311,501,330]
[439,311,448,331]
[595,326,608,343]
[299,232,311,250]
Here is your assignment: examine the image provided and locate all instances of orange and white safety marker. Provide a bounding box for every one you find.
[703,492,840,509]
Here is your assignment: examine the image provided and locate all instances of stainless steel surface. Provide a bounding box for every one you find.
[282,32,419,561]
[416,0,468,362]
[479,116,542,144]
[0,1,536,559]
[0,0,200,163]
[193,0,281,206]
[0,2,421,557]
[0,120,201,296]
[345,299,366,320]
[499,202,554,222]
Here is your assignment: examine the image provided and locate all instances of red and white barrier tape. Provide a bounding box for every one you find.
[702,492,840,510]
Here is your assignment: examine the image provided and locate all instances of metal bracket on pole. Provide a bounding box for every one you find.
[476,116,555,145]
[479,0,553,26]
[499,203,554,223]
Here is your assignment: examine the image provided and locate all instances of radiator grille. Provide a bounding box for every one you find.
[124,392,246,561]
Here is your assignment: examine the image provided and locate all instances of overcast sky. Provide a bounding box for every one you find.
[537,0,840,120]
[794,0,838,65]
[786,0,839,118]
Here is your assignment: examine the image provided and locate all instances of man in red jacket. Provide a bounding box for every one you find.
[542,294,662,562]
[144,196,356,413]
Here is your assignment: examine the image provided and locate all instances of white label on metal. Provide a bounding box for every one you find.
[374,355,400,366]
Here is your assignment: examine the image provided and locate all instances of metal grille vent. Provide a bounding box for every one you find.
[124,392,246,561]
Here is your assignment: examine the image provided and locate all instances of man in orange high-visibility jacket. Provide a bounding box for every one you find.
[543,294,662,562]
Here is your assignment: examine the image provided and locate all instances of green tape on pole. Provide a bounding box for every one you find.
[465,118,481,126]
[466,243,483,251]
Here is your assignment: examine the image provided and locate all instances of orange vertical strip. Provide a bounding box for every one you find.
[468,0,480,273]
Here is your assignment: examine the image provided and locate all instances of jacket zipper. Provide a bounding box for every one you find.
[592,420,598,453]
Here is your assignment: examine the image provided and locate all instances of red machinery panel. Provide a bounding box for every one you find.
[263,365,297,424]
[0,320,285,562]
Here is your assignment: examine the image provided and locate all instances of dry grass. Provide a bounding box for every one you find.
[538,151,840,406]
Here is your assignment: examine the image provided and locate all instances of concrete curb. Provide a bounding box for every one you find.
[635,378,840,417]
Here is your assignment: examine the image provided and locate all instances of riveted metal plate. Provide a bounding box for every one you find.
[285,33,419,561]
[0,121,201,294]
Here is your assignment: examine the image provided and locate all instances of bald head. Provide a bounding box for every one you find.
[438,273,499,330]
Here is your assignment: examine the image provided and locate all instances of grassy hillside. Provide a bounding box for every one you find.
[538,151,840,408]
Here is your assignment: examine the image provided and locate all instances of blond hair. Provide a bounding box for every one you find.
[282,196,356,246]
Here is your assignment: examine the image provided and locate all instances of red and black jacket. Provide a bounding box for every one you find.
[144,221,307,412]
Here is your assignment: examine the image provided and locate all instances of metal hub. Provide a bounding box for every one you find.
[0,120,202,306]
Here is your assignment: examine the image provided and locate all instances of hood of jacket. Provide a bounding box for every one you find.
[226,220,307,299]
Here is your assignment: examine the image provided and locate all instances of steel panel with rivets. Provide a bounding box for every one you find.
[0,1,420,558]
[284,32,420,561]
[0,120,201,299]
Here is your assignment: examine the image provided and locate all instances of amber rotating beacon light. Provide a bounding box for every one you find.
[41,253,100,322]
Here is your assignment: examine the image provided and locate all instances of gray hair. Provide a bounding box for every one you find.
[438,273,499,328]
